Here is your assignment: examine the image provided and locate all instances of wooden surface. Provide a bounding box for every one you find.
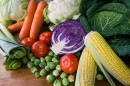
[0,24,130,86]
[1,52,130,86]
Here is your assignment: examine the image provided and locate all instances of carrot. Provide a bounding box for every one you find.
[8,21,24,32]
[29,1,48,40]
[19,0,37,40]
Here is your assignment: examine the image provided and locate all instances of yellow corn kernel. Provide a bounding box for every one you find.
[79,48,97,86]
[89,31,130,85]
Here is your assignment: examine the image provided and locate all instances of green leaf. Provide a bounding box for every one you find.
[87,1,104,22]
[79,0,98,16]
[91,11,123,31]
[0,0,29,26]
[43,6,50,24]
[79,16,92,33]
[115,11,130,31]
[116,0,130,8]
[110,44,130,56]
[94,3,128,14]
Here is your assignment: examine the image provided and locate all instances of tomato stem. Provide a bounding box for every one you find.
[39,46,41,48]
[64,61,68,65]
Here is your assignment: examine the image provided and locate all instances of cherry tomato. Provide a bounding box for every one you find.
[21,37,36,49]
[39,32,51,45]
[60,54,78,74]
[31,41,49,58]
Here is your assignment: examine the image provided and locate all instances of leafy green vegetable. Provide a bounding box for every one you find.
[79,0,99,16]
[3,56,22,71]
[91,11,123,30]
[79,16,92,32]
[43,6,50,24]
[0,23,30,71]
[79,0,130,56]
[0,0,29,27]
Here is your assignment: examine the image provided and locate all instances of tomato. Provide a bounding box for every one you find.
[21,37,36,49]
[39,32,51,45]
[60,54,78,74]
[31,41,49,58]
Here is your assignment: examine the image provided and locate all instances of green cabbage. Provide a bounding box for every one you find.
[0,0,29,27]
[79,0,130,56]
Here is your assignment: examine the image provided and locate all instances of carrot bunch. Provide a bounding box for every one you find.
[18,0,48,40]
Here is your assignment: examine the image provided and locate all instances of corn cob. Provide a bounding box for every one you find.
[84,31,130,85]
[75,48,97,86]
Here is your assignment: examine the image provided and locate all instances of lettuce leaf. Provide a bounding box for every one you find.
[0,0,29,27]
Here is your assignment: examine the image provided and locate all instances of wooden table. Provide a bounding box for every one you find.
[0,24,130,86]
[1,52,130,86]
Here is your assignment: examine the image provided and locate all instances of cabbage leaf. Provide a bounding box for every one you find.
[79,0,130,56]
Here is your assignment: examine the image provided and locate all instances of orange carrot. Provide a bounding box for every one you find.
[8,21,24,32]
[19,0,37,40]
[29,1,48,40]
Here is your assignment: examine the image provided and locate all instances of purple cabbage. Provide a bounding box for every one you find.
[51,20,87,55]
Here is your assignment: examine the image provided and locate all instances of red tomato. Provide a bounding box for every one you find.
[39,32,51,45]
[21,37,36,49]
[60,54,78,74]
[31,41,49,58]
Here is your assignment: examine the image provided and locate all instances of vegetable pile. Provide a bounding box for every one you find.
[0,0,130,86]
